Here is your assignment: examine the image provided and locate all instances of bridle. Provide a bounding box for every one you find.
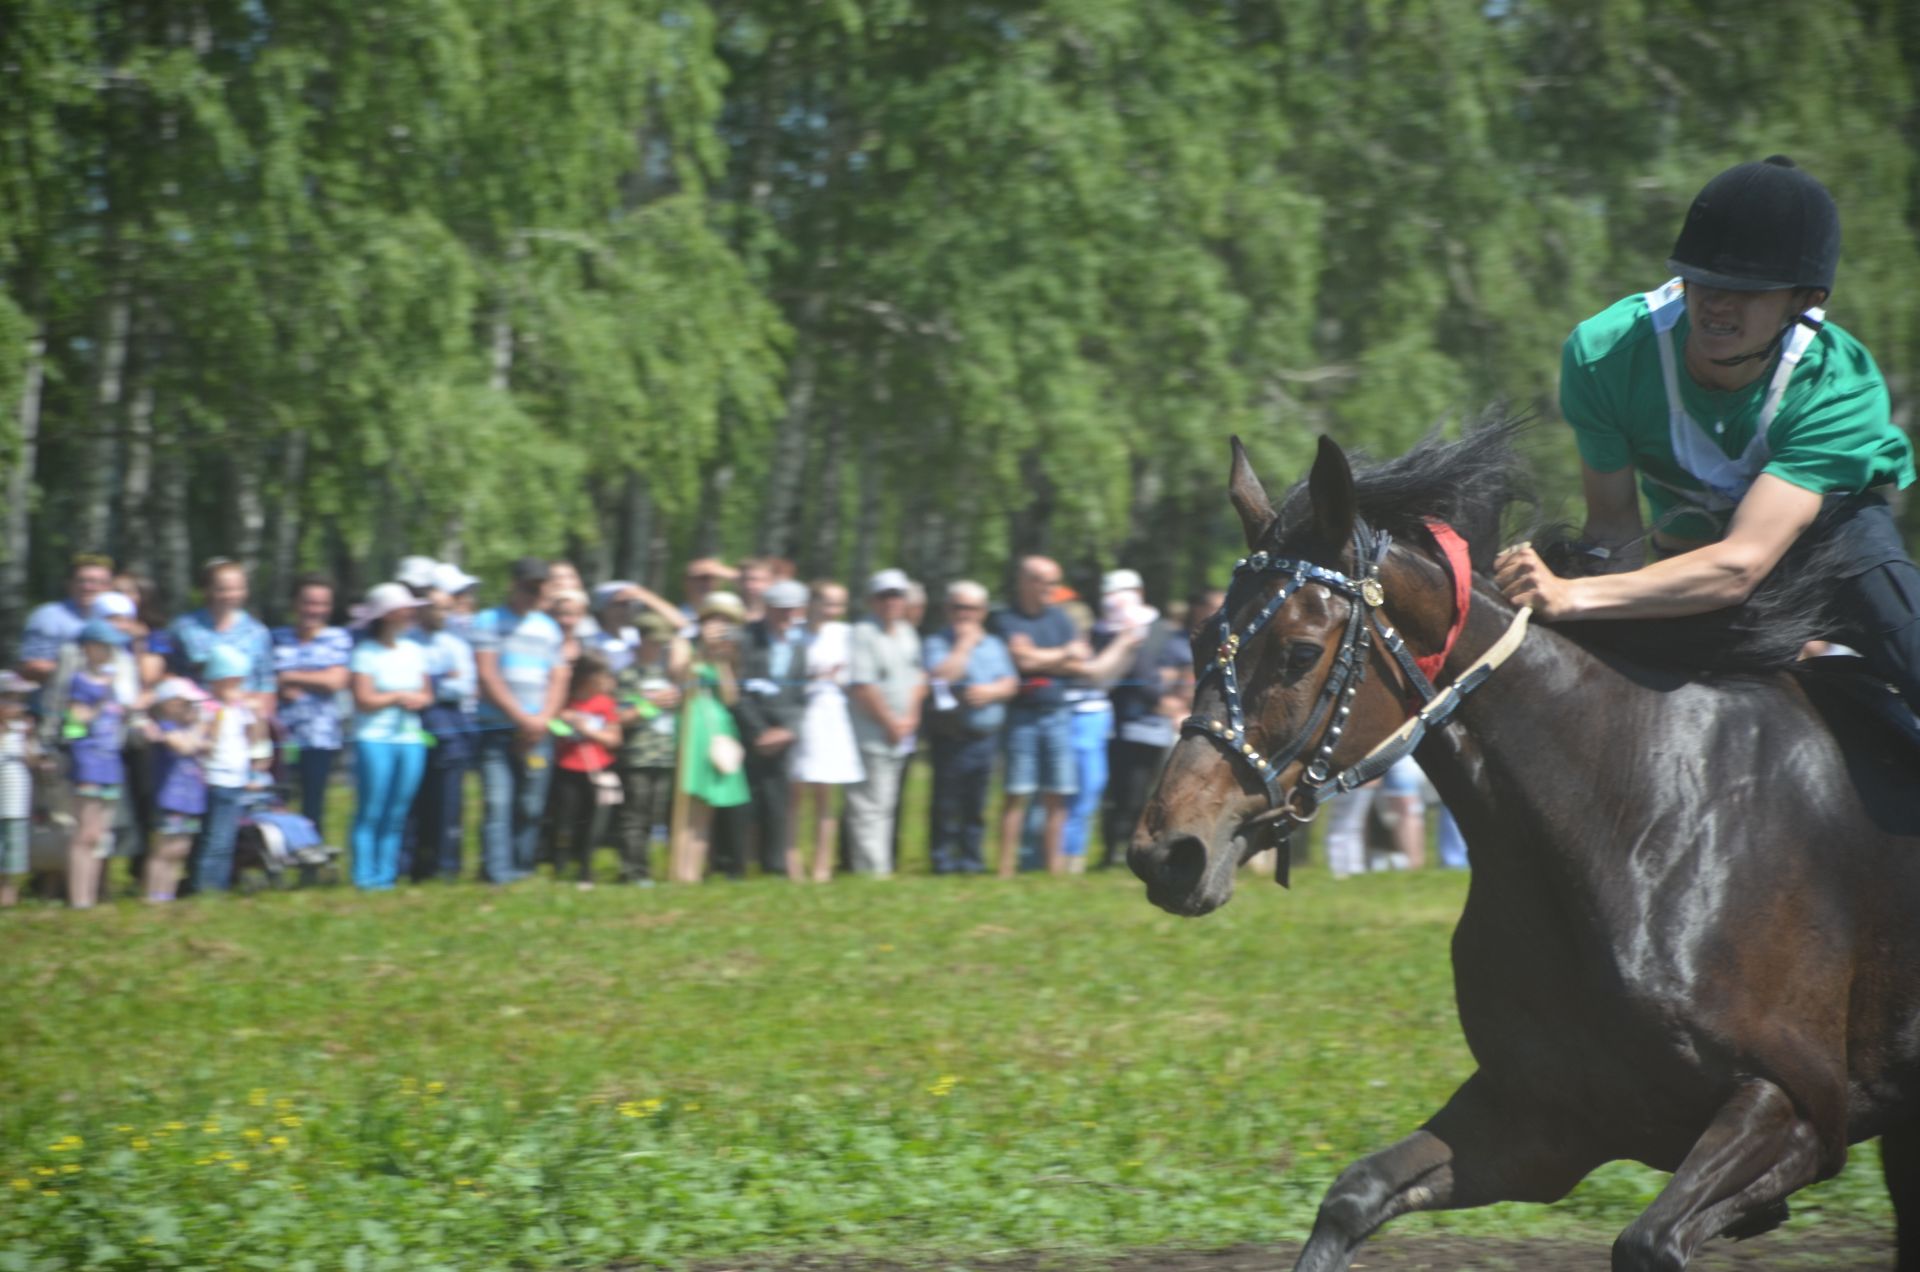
[1181,514,1529,867]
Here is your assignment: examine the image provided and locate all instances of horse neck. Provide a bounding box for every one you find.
[1410,577,1620,883]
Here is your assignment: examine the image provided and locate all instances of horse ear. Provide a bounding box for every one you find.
[1227,435,1275,550]
[1308,435,1356,550]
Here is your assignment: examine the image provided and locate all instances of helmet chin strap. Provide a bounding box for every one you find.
[1708,325,1787,368]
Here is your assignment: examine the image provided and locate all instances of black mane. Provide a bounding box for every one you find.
[1270,420,1845,677]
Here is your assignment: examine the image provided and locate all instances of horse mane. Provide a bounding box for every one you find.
[1270,418,1844,677]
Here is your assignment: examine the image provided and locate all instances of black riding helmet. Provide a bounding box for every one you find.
[1667,155,1840,293]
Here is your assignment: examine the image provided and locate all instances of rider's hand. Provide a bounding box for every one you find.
[1494,542,1578,620]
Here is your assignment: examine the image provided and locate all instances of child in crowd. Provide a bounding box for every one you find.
[195,645,268,894]
[63,618,134,908]
[145,678,211,903]
[0,672,39,906]
[551,654,622,887]
[614,611,686,884]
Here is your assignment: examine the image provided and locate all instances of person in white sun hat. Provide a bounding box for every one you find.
[347,583,432,890]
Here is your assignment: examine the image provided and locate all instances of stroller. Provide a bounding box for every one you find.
[230,730,342,889]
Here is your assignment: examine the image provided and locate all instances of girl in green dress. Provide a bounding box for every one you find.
[670,595,751,882]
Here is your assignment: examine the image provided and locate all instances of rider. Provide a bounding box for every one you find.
[1496,155,1920,700]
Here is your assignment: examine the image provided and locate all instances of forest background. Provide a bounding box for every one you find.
[3,0,1918,643]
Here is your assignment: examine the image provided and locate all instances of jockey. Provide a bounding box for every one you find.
[1497,155,1920,699]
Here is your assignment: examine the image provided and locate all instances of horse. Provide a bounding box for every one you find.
[1127,425,1920,1272]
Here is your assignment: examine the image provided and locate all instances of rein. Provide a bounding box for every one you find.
[1180,516,1529,874]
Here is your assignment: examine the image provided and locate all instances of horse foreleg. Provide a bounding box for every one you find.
[1292,1071,1595,1272]
[1611,1077,1828,1272]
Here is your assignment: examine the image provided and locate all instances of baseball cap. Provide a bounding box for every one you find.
[698,591,747,623]
[868,568,911,596]
[510,557,551,586]
[396,555,441,590]
[592,580,638,609]
[432,562,480,595]
[153,676,210,705]
[765,579,810,609]
[92,591,138,620]
[204,645,253,682]
[1101,569,1143,595]
[79,617,130,647]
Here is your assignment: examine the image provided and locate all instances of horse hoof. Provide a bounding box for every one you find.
[1720,1198,1789,1241]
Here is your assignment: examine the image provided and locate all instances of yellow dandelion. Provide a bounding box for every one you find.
[228,1160,249,1173]
[247,1089,267,1107]
[195,1158,213,1166]
[34,1168,55,1177]
[641,1097,664,1110]
[684,1102,702,1112]
[59,1164,80,1175]
[38,1188,58,1197]
[425,1081,446,1095]
[213,1151,233,1162]
[9,1179,30,1191]
[274,1098,294,1112]
[455,1176,473,1187]
[164,1122,186,1132]
[131,1138,150,1150]
[242,1129,263,1142]
[114,1124,134,1134]
[202,1122,222,1135]
[278,1116,302,1128]
[877,943,895,953]
[138,1236,156,1245]
[268,1136,289,1149]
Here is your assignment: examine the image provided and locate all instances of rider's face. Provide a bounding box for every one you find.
[1684,284,1818,365]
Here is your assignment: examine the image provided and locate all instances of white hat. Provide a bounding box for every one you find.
[697,590,746,623]
[764,579,810,609]
[592,580,638,609]
[1101,568,1143,596]
[432,562,479,595]
[355,582,427,626]
[868,568,912,596]
[396,556,441,590]
[92,591,137,620]
[152,676,210,705]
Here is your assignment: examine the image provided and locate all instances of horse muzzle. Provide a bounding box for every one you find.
[1129,828,1242,917]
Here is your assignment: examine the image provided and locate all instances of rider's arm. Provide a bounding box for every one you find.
[1531,475,1823,619]
[1579,461,1646,571]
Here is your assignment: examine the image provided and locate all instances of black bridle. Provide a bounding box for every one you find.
[1182,515,1447,836]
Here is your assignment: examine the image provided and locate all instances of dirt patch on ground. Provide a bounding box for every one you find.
[693,1229,1891,1270]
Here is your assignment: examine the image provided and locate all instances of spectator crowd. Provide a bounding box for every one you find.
[1,549,1465,908]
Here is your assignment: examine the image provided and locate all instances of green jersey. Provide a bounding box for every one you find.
[1559,280,1911,542]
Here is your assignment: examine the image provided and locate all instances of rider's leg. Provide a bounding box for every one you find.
[1822,495,1920,702]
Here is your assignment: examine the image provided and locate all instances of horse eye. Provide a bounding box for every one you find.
[1283,641,1324,680]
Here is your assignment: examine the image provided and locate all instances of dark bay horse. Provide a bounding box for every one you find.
[1129,427,1920,1271]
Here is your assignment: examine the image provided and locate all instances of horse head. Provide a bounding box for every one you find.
[1129,435,1465,916]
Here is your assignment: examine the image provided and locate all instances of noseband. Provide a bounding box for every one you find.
[1181,515,1530,855]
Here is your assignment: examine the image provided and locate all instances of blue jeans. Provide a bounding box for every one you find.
[929,731,997,874]
[295,746,340,843]
[407,741,469,881]
[1062,705,1111,859]
[353,740,426,890]
[478,732,553,883]
[191,785,248,894]
[1437,806,1469,869]
[1003,705,1077,797]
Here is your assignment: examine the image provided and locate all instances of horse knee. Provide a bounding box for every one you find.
[1314,1160,1397,1243]
[1612,1223,1685,1272]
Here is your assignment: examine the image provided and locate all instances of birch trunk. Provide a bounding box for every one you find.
[119,379,155,576]
[230,448,265,575]
[263,429,307,622]
[804,409,844,579]
[2,332,46,658]
[152,415,193,610]
[851,429,879,588]
[80,289,131,555]
[617,472,654,585]
[760,301,822,557]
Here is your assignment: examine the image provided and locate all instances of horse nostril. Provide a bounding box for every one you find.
[1156,834,1209,896]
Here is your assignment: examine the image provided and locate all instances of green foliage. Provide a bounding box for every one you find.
[1,0,1917,613]
[0,867,1892,1268]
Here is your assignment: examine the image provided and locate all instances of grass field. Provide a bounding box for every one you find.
[0,830,1895,1270]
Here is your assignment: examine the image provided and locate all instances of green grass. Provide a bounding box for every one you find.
[0,829,1894,1269]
